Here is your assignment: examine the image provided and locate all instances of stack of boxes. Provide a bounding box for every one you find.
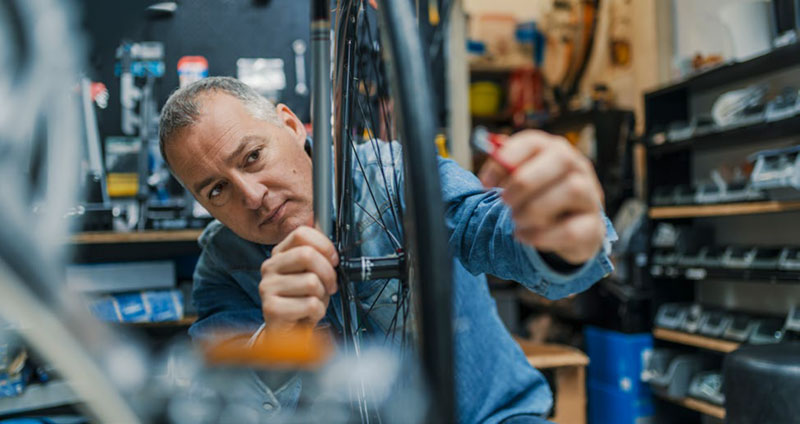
[584,326,654,424]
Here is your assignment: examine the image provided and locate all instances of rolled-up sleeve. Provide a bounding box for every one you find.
[188,253,263,342]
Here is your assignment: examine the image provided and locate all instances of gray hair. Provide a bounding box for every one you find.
[158,76,281,166]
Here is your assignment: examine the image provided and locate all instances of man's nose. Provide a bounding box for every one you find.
[234,174,267,210]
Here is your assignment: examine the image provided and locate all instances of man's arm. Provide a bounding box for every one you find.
[436,136,615,300]
[479,130,608,264]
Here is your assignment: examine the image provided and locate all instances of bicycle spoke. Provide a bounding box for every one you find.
[359,23,404,230]
[362,14,398,142]
[361,278,391,318]
[355,91,402,235]
[346,131,402,251]
[352,9,403,239]
[383,297,401,344]
[338,237,368,257]
[384,285,405,340]
[401,284,410,348]
[354,201,402,248]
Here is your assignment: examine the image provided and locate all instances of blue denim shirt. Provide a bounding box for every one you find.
[188,141,615,423]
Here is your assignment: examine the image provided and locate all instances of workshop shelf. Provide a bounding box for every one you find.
[69,230,203,263]
[646,42,800,101]
[652,328,740,353]
[650,265,800,284]
[70,229,203,244]
[649,201,800,219]
[0,380,80,417]
[643,36,800,424]
[516,339,589,424]
[120,316,198,327]
[469,63,531,74]
[655,392,725,420]
[647,114,800,156]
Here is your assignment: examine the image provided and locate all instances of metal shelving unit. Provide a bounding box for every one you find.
[651,266,800,284]
[646,42,800,99]
[647,114,800,156]
[643,43,800,423]
[0,381,80,417]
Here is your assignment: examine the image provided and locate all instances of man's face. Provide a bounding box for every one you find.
[166,92,313,245]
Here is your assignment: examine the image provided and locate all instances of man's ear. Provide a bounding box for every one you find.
[276,103,307,145]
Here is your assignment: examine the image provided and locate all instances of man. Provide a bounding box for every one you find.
[159,76,615,423]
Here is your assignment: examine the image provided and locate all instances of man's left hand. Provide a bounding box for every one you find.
[478,130,605,265]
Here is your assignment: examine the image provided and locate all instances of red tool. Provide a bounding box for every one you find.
[471,126,516,173]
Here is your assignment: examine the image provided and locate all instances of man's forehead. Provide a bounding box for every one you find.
[176,98,253,155]
[166,92,284,179]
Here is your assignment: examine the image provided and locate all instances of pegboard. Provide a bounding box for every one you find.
[79,0,311,138]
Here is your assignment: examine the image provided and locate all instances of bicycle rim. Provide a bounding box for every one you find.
[331,0,455,422]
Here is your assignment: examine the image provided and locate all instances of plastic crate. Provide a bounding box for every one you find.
[588,380,654,424]
[584,326,653,394]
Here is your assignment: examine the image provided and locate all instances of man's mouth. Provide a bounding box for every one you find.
[260,200,288,227]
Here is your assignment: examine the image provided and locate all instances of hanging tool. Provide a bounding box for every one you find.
[292,39,309,96]
[115,41,165,230]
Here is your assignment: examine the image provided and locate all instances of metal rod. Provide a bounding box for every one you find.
[136,76,154,231]
[311,0,333,239]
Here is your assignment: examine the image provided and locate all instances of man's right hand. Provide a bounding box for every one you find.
[258,226,339,331]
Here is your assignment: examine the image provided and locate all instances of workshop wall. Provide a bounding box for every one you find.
[463,0,551,21]
[672,0,747,62]
[80,0,311,138]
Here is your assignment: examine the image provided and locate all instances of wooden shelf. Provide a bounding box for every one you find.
[656,393,725,419]
[121,316,197,327]
[71,229,203,244]
[649,201,800,219]
[653,328,740,353]
[469,62,534,73]
[515,338,589,369]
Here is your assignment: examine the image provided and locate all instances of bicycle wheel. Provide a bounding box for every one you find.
[328,0,454,422]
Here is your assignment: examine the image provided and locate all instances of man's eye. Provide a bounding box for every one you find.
[208,182,225,199]
[246,149,261,164]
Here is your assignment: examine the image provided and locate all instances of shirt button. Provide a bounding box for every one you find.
[262,403,275,411]
[391,294,398,303]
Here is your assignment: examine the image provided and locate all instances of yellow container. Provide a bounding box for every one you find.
[107,173,139,197]
[470,81,502,117]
